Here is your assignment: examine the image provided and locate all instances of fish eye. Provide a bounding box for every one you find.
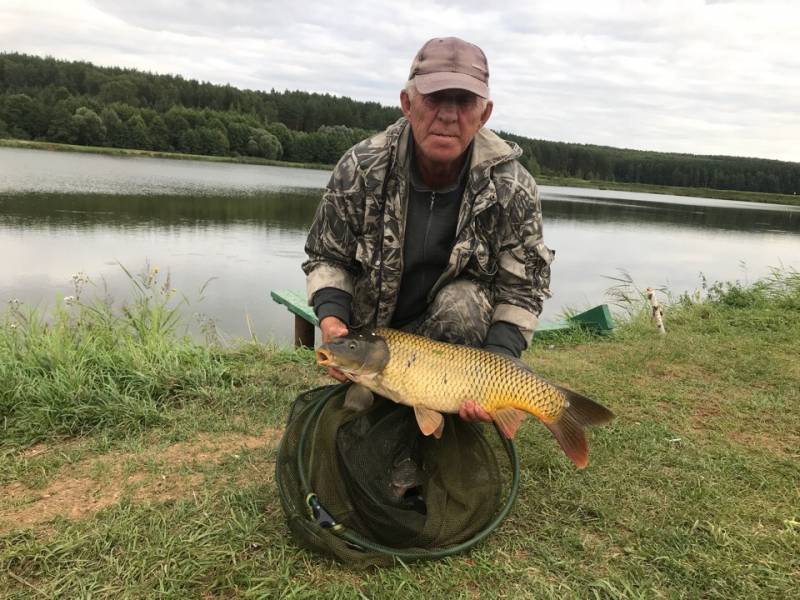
[348,342,357,350]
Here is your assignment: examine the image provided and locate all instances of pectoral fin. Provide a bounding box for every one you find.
[433,415,445,439]
[414,406,444,439]
[492,407,528,439]
[343,384,375,412]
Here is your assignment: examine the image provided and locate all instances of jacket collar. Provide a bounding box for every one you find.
[469,127,522,191]
[387,117,520,192]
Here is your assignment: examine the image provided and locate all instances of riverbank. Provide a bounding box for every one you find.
[4,137,799,207]
[0,137,332,172]
[1,269,798,597]
[537,174,800,207]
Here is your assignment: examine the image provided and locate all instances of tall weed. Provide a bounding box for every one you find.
[0,265,231,447]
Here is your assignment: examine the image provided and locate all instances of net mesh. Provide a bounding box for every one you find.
[276,384,507,567]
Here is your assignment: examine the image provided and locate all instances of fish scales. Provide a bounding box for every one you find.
[374,328,564,421]
[315,327,614,468]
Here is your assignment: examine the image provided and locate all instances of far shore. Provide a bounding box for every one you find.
[3,137,799,207]
[0,137,332,172]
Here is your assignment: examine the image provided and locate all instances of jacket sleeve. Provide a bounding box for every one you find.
[492,172,554,344]
[302,149,364,303]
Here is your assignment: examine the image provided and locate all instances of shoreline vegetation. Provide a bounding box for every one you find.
[1,266,798,597]
[3,52,799,202]
[4,137,800,207]
[535,174,800,207]
[0,137,333,172]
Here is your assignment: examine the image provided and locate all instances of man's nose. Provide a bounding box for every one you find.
[436,100,458,121]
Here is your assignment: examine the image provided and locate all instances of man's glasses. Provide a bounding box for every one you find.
[422,91,480,109]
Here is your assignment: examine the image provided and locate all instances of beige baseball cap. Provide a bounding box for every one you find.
[408,37,490,99]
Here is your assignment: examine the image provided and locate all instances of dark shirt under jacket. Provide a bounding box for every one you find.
[389,140,467,328]
[312,140,526,358]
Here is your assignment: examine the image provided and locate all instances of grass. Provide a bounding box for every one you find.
[4,137,800,207]
[1,267,798,598]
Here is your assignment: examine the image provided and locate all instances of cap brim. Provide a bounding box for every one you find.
[413,72,489,98]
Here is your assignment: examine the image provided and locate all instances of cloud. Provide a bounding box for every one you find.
[2,0,799,161]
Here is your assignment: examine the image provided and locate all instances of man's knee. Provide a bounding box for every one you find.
[414,280,492,346]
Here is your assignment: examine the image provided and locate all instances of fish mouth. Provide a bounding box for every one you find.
[315,348,333,366]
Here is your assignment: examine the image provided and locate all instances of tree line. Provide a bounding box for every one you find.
[501,132,800,195]
[1,53,798,194]
[0,53,397,163]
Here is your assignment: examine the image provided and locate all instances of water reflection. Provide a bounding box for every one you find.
[0,192,321,231]
[0,205,311,344]
[0,147,330,194]
[4,189,798,236]
[542,193,800,234]
[1,153,798,343]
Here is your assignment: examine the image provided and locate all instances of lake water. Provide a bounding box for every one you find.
[2,147,798,344]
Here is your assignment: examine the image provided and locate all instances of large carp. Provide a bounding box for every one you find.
[316,328,614,469]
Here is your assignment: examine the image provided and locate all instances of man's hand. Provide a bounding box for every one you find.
[458,400,492,423]
[320,316,349,382]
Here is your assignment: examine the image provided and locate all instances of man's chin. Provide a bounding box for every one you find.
[419,142,464,165]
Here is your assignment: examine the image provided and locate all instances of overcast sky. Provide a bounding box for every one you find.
[2,0,799,162]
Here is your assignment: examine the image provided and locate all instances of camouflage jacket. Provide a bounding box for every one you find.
[303,117,553,342]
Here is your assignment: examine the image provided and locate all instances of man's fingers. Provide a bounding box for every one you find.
[317,317,348,381]
[459,400,492,423]
[473,403,492,422]
[328,325,348,340]
[320,316,348,343]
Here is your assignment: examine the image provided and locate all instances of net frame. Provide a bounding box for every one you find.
[276,383,520,565]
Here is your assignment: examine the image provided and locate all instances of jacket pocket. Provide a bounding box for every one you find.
[472,237,498,278]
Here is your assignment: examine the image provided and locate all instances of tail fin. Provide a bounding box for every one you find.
[543,386,614,469]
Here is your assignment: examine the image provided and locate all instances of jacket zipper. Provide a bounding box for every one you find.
[422,191,436,262]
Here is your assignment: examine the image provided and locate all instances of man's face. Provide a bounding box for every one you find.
[400,88,493,168]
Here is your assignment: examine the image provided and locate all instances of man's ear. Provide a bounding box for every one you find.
[480,100,494,127]
[400,90,412,118]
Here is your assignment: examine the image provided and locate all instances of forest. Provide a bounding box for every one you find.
[1,53,798,194]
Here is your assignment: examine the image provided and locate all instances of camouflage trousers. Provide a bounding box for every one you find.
[400,279,492,347]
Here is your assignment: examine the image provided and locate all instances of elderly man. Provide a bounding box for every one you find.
[303,37,553,420]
